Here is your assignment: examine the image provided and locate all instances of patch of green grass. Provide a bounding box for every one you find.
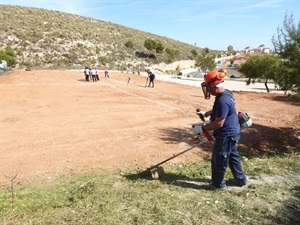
[0,152,299,225]
[242,151,300,176]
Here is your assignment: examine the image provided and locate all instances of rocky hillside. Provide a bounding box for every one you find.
[0,4,213,72]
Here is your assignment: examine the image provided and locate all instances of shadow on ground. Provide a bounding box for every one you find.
[123,171,213,190]
[275,185,300,224]
[158,127,213,155]
[157,123,300,158]
[239,123,300,157]
[124,170,252,192]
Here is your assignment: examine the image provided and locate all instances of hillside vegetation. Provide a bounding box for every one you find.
[0,4,209,71]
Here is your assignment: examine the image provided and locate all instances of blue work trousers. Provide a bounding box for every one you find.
[211,135,246,188]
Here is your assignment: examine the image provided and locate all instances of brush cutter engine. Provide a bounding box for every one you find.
[238,112,252,128]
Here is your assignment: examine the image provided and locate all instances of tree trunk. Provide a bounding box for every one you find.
[265,79,270,93]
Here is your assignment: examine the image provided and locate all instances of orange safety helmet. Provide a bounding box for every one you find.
[204,71,225,85]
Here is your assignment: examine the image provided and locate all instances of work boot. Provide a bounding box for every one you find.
[228,176,251,187]
[207,183,226,191]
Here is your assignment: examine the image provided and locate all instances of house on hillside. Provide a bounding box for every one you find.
[243,46,255,54]
[242,45,271,54]
[257,44,271,54]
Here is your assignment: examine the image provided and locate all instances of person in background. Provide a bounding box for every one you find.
[96,68,99,81]
[105,70,109,78]
[148,71,155,88]
[127,77,131,85]
[91,68,97,82]
[84,66,90,82]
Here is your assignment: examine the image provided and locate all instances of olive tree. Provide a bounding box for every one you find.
[195,52,215,72]
[238,54,280,93]
[227,45,234,55]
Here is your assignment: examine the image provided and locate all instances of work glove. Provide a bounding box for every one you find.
[196,109,206,122]
[192,124,213,141]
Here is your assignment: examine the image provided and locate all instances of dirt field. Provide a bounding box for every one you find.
[1,70,299,185]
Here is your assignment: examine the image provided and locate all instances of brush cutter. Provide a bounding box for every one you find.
[139,141,207,179]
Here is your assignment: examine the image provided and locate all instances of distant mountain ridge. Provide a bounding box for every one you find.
[0,4,208,71]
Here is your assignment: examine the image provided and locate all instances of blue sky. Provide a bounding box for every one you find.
[1,0,299,51]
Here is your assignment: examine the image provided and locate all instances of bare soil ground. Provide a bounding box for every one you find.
[1,70,299,185]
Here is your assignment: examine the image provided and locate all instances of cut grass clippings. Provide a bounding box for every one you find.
[0,152,299,225]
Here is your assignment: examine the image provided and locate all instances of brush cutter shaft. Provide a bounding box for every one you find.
[147,141,206,171]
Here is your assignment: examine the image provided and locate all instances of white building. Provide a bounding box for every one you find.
[242,45,272,54]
